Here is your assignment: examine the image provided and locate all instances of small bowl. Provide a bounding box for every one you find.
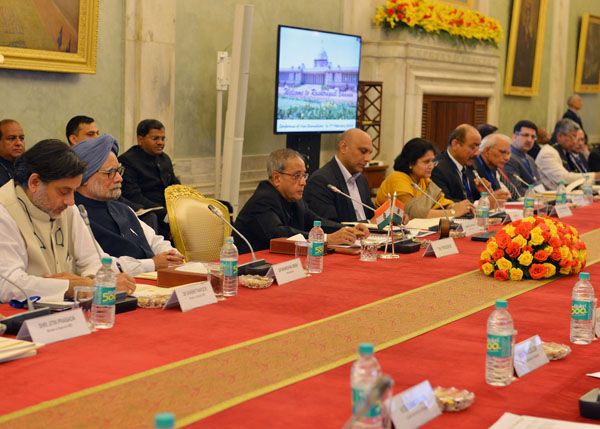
[433,386,475,412]
[136,294,170,308]
[541,342,571,360]
[239,275,274,289]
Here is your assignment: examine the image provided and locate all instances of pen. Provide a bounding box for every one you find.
[116,261,124,273]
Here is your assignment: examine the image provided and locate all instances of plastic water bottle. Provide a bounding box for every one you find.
[583,174,594,206]
[477,192,490,232]
[556,181,567,205]
[308,220,324,274]
[486,300,514,386]
[523,184,535,217]
[351,343,383,428]
[154,412,175,429]
[92,257,117,329]
[570,272,595,344]
[220,236,238,296]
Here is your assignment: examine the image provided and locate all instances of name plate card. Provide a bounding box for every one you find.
[503,209,524,224]
[423,237,459,258]
[17,309,89,344]
[164,281,217,312]
[513,335,549,377]
[550,204,573,218]
[265,258,306,285]
[391,380,441,429]
[457,219,480,236]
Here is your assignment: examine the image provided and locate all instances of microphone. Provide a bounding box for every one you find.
[207,204,272,275]
[512,174,534,196]
[78,205,104,263]
[472,169,502,212]
[343,375,394,428]
[327,184,375,213]
[410,182,451,223]
[0,272,51,334]
[497,172,523,199]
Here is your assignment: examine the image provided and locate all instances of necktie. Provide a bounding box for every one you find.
[461,167,473,202]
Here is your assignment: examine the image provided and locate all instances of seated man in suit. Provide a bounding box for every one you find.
[536,118,600,187]
[502,120,542,195]
[72,135,183,272]
[472,134,515,201]
[0,119,26,187]
[572,128,590,172]
[304,128,374,223]
[233,148,369,254]
[0,139,136,302]
[431,124,495,206]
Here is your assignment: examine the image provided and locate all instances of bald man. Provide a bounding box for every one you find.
[304,128,375,223]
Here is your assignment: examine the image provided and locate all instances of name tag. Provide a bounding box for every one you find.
[457,219,479,236]
[503,209,523,223]
[266,259,306,285]
[423,237,459,258]
[164,281,217,312]
[513,335,549,377]
[391,380,441,429]
[17,309,90,344]
[550,204,573,218]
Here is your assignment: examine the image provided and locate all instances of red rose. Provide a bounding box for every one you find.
[479,259,493,268]
[559,258,571,267]
[534,217,546,226]
[387,8,395,16]
[550,249,562,261]
[533,250,548,262]
[522,245,533,254]
[541,231,550,242]
[529,264,547,280]
[495,231,511,249]
[549,236,562,248]
[492,249,505,261]
[515,222,533,239]
[494,270,508,281]
[506,242,521,258]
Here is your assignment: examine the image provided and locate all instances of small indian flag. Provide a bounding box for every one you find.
[374,198,404,230]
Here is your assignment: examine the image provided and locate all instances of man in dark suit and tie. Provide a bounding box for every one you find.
[431,124,493,205]
[562,94,585,140]
[304,128,375,223]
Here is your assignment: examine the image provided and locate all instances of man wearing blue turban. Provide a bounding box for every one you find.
[72,134,183,272]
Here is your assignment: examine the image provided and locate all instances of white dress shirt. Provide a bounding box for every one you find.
[334,156,367,221]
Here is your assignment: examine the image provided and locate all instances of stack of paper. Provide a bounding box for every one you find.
[0,336,44,363]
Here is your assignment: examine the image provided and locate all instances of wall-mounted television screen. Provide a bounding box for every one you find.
[274,25,361,134]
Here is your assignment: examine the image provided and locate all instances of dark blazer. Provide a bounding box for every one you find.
[303,157,374,223]
[0,158,15,188]
[473,156,500,190]
[233,180,343,254]
[431,150,480,202]
[563,109,584,133]
[118,145,180,208]
[588,148,600,172]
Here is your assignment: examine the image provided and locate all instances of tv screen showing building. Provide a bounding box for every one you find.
[274,25,361,134]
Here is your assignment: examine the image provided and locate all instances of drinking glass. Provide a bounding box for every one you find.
[206,263,224,300]
[360,239,379,262]
[294,241,310,275]
[73,286,96,332]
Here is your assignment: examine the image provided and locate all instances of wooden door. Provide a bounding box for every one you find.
[421,95,488,152]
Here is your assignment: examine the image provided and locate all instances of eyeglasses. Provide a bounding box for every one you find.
[517,132,537,141]
[276,171,309,182]
[98,164,125,179]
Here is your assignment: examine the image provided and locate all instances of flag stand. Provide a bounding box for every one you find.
[379,192,400,259]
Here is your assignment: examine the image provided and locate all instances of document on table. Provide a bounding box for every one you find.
[174,262,208,274]
[0,337,44,363]
[135,271,158,280]
[490,412,599,428]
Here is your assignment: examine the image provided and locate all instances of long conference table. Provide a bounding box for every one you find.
[1,204,600,428]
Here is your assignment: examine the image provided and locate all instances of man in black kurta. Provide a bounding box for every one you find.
[118,119,180,238]
[233,149,369,255]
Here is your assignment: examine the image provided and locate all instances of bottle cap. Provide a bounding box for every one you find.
[580,272,590,280]
[528,184,533,188]
[481,192,487,196]
[155,412,175,428]
[101,256,112,264]
[358,343,374,355]
[225,236,233,243]
[314,220,321,227]
[559,181,564,185]
[495,300,507,309]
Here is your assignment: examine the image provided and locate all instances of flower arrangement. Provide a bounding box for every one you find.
[479,217,587,281]
[373,0,503,47]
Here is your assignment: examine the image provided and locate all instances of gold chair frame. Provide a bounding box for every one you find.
[165,185,231,262]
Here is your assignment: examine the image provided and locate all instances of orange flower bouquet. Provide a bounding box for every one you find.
[479,217,587,281]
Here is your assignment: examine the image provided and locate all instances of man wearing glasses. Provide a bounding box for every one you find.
[0,140,136,302]
[472,133,514,201]
[119,119,180,238]
[536,118,600,188]
[233,148,369,254]
[73,135,183,272]
[502,120,542,195]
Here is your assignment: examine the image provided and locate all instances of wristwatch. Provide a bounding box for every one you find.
[450,208,456,217]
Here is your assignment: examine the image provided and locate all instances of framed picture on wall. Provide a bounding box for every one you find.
[504,0,548,96]
[0,0,98,74]
[574,14,600,93]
